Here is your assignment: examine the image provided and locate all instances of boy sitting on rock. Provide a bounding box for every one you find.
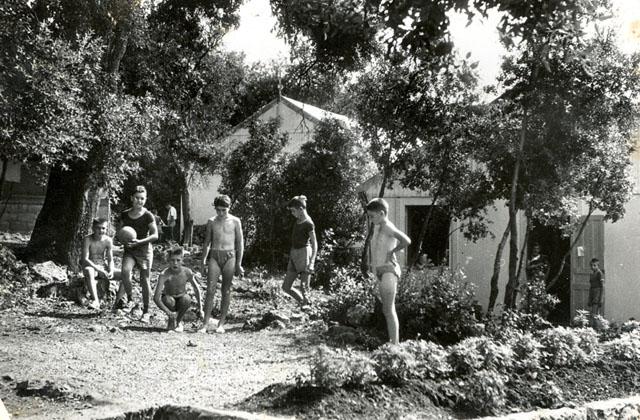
[154,246,204,331]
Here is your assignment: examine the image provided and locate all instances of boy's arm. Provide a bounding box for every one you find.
[82,237,99,271]
[105,238,115,277]
[386,224,411,260]
[308,229,318,270]
[187,270,204,317]
[234,218,244,276]
[153,274,173,316]
[202,220,212,273]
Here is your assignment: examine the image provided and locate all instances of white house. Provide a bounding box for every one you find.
[189,95,355,225]
[357,138,640,324]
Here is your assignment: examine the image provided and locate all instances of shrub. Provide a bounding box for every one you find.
[371,340,452,384]
[0,244,32,309]
[604,330,640,361]
[507,331,544,372]
[457,369,507,415]
[538,327,599,367]
[572,309,590,328]
[396,268,478,344]
[314,229,363,289]
[310,345,377,388]
[448,336,514,375]
[318,267,376,324]
[621,320,640,333]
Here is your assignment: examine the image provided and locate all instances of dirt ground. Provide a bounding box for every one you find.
[0,246,323,420]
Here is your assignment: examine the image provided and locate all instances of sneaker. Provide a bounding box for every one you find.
[88,301,101,310]
[175,322,184,333]
[140,313,151,324]
[215,325,225,333]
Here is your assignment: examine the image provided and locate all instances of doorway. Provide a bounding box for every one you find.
[528,224,571,324]
[406,205,450,267]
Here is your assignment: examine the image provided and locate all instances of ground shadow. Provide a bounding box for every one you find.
[121,326,167,333]
[26,311,103,320]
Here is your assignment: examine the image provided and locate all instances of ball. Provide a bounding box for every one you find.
[117,226,137,243]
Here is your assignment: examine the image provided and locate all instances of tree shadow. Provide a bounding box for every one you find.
[26,311,103,320]
[121,326,167,333]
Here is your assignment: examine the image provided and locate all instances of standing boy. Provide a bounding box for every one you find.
[589,257,605,319]
[82,218,119,310]
[165,203,177,242]
[154,246,204,331]
[366,198,411,344]
[199,195,244,333]
[113,185,158,323]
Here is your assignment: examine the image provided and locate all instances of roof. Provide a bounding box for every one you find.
[229,95,356,133]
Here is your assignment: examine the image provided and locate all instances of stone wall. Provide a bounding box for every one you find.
[0,196,44,233]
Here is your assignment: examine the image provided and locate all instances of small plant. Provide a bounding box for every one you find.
[604,330,640,361]
[372,340,452,384]
[310,345,377,388]
[397,268,478,344]
[318,267,376,324]
[448,336,514,375]
[621,320,640,333]
[457,369,507,415]
[507,331,543,373]
[572,309,590,328]
[538,326,599,367]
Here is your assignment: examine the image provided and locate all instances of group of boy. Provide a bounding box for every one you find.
[82,184,411,343]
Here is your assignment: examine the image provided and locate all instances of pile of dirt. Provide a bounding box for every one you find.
[236,355,640,419]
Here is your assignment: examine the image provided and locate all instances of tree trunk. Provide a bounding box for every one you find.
[546,205,595,291]
[181,185,193,247]
[488,222,510,313]
[504,114,527,309]
[24,162,91,269]
[515,218,531,281]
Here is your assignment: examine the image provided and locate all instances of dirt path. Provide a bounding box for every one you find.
[0,283,318,419]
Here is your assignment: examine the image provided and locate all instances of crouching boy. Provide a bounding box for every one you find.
[154,246,204,331]
[82,217,120,310]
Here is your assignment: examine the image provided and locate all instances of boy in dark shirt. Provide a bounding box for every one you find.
[589,257,604,318]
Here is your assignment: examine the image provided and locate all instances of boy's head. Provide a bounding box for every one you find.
[92,218,108,235]
[213,195,231,215]
[366,198,389,224]
[590,258,600,271]
[167,246,184,269]
[531,243,541,256]
[287,195,307,217]
[131,185,147,207]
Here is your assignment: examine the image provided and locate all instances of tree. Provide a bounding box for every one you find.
[475,26,640,310]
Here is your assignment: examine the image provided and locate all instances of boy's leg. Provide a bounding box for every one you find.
[175,294,192,325]
[83,266,100,307]
[378,272,399,344]
[282,269,304,305]
[114,256,135,310]
[140,267,152,315]
[161,295,177,330]
[218,257,235,329]
[299,272,310,306]
[200,259,221,332]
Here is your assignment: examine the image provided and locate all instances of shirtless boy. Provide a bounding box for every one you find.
[367,198,411,344]
[154,246,204,331]
[199,195,244,333]
[82,218,119,310]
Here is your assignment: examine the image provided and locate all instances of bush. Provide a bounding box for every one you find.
[396,268,478,344]
[457,369,507,415]
[621,320,640,333]
[310,345,377,388]
[448,336,514,375]
[314,229,363,289]
[0,244,32,309]
[604,330,640,361]
[507,331,544,372]
[538,327,599,367]
[318,267,376,324]
[371,340,452,384]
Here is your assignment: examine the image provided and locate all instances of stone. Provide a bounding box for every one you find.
[327,325,358,345]
[345,304,370,327]
[31,261,68,283]
[269,320,287,330]
[88,325,107,333]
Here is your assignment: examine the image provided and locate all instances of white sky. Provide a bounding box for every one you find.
[223,0,640,87]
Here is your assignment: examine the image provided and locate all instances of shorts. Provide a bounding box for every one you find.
[374,263,401,280]
[287,246,311,274]
[83,264,108,279]
[588,287,603,306]
[208,250,235,267]
[123,247,153,271]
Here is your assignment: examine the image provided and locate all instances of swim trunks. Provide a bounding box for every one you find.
[208,249,235,267]
[374,262,401,280]
[123,248,153,271]
[287,246,312,274]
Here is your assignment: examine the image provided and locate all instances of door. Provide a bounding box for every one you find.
[570,215,604,318]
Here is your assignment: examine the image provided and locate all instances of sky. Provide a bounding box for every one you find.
[222,0,640,87]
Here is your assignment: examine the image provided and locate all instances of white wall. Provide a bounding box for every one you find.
[189,101,317,225]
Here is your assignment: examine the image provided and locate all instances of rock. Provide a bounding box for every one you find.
[243,317,261,331]
[88,324,107,333]
[289,312,306,322]
[269,320,286,330]
[109,327,119,333]
[260,310,290,326]
[345,304,370,327]
[327,325,358,345]
[31,261,68,283]
[619,405,640,419]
